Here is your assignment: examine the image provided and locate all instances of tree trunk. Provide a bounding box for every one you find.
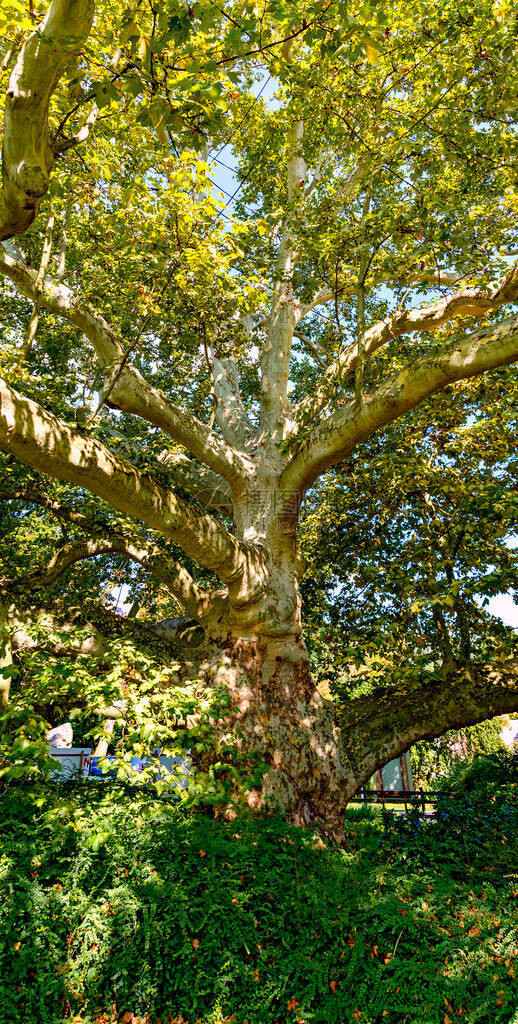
[199,635,353,837]
[0,600,13,707]
[187,480,359,836]
[186,481,518,837]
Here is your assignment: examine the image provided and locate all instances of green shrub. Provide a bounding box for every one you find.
[410,717,507,789]
[0,757,517,1024]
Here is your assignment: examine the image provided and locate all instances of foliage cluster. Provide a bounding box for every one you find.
[300,382,518,705]
[0,620,267,807]
[1,753,517,1024]
[410,717,508,789]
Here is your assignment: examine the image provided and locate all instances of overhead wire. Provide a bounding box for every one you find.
[204,75,273,224]
[211,75,272,162]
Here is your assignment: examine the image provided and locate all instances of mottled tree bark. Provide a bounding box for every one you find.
[189,639,518,836]
[204,636,350,835]
[0,0,94,240]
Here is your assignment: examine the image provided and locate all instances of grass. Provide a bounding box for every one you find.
[346,798,437,814]
[0,752,517,1024]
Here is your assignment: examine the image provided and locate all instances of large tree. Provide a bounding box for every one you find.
[0,0,517,831]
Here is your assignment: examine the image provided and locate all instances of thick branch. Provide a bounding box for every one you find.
[5,600,203,665]
[290,263,518,434]
[55,201,72,279]
[157,450,233,515]
[0,246,250,488]
[211,354,258,451]
[25,536,117,588]
[0,377,252,589]
[339,659,518,794]
[0,484,228,619]
[0,0,94,240]
[7,528,224,621]
[280,312,518,501]
[297,286,335,320]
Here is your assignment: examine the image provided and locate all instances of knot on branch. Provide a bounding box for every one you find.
[14,161,49,198]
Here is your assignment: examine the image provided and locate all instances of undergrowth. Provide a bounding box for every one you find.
[0,753,517,1024]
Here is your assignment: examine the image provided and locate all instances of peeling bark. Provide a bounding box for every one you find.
[186,642,518,835]
[198,636,351,836]
[0,0,94,240]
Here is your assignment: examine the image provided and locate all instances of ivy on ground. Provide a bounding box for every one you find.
[0,752,517,1024]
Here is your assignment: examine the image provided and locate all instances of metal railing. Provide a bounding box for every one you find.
[352,788,450,812]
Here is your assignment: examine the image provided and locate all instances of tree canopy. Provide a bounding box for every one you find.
[0,0,517,828]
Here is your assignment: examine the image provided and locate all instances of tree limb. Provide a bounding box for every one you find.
[280,311,518,502]
[0,0,94,241]
[290,262,518,432]
[0,377,254,589]
[4,524,225,622]
[55,201,72,279]
[157,450,233,515]
[297,286,335,320]
[297,268,488,327]
[0,245,251,488]
[339,659,518,794]
[210,353,258,451]
[354,184,372,407]
[0,484,229,619]
[5,600,204,664]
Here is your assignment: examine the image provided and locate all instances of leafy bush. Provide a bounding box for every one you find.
[1,754,517,1024]
[410,718,508,789]
[0,624,260,807]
